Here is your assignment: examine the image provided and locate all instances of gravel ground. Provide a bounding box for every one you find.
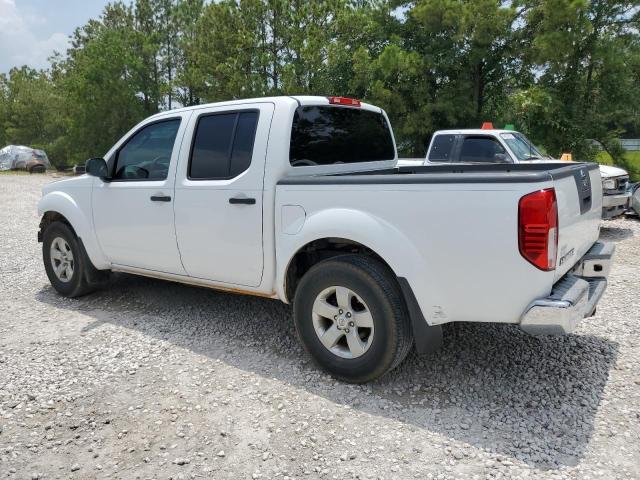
[0,173,639,480]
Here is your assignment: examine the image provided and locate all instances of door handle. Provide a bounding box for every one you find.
[229,197,256,205]
[150,195,171,202]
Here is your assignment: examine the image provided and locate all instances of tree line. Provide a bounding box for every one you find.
[0,0,638,170]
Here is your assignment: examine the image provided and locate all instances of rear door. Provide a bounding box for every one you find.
[173,103,274,287]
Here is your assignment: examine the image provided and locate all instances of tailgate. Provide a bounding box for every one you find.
[551,163,602,280]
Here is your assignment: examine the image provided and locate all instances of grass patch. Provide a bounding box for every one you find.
[595,151,640,182]
[0,170,31,175]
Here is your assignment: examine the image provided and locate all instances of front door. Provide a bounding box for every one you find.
[92,115,189,274]
[173,103,274,287]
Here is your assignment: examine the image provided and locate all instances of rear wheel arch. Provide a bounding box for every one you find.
[284,237,398,304]
[284,237,444,358]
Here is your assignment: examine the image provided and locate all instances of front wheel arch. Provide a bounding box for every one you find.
[41,217,110,295]
[39,211,77,242]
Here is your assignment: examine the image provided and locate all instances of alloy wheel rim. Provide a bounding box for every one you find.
[312,286,374,359]
[50,237,74,283]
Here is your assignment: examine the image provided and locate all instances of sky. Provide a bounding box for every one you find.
[0,0,114,73]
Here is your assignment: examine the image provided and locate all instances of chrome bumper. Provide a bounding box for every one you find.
[602,192,631,207]
[520,242,614,335]
[602,192,631,218]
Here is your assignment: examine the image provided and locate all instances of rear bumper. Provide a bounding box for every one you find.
[520,242,614,335]
[602,192,631,218]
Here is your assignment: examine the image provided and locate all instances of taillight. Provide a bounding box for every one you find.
[328,96,361,107]
[518,188,558,271]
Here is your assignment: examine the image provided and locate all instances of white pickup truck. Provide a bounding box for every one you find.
[400,128,631,219]
[38,96,614,382]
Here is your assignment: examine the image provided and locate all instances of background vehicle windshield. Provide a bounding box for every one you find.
[500,132,545,161]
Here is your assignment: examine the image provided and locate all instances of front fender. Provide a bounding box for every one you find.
[38,190,109,269]
[275,208,442,325]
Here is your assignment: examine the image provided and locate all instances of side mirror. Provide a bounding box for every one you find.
[85,157,110,180]
[494,153,510,163]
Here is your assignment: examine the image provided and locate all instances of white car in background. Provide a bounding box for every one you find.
[399,128,631,219]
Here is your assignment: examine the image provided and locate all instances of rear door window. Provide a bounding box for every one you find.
[428,134,455,161]
[189,111,259,180]
[289,106,395,166]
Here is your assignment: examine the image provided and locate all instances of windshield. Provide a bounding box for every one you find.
[500,132,544,161]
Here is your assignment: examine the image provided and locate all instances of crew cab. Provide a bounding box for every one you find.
[38,96,614,383]
[399,128,631,219]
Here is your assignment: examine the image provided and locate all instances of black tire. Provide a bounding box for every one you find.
[42,221,102,297]
[293,254,413,383]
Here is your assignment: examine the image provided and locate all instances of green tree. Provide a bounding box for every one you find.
[0,0,638,171]
[132,0,164,114]
[60,2,146,164]
[0,74,8,148]
[174,0,205,106]
[510,0,640,163]
[188,0,263,100]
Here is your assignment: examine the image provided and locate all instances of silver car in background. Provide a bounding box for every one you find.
[0,145,50,173]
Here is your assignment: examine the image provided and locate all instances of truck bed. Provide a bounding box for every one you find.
[279,161,599,185]
[276,161,602,326]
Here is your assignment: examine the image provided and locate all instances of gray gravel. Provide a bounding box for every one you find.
[1,173,639,479]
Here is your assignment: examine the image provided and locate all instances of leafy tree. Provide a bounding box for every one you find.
[510,0,640,163]
[0,0,638,171]
[174,0,205,106]
[60,2,146,163]
[0,74,8,148]
[132,0,164,114]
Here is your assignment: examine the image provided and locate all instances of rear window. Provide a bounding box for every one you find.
[289,106,395,167]
[428,134,455,161]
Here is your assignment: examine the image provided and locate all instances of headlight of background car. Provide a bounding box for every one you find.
[602,178,616,190]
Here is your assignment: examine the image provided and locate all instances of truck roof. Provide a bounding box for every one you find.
[434,129,517,135]
[148,95,382,119]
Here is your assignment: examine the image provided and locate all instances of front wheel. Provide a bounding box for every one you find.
[293,255,413,383]
[42,221,102,297]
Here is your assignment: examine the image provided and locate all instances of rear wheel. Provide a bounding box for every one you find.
[42,221,103,297]
[293,255,413,383]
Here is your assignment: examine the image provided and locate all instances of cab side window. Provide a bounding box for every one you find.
[113,119,181,180]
